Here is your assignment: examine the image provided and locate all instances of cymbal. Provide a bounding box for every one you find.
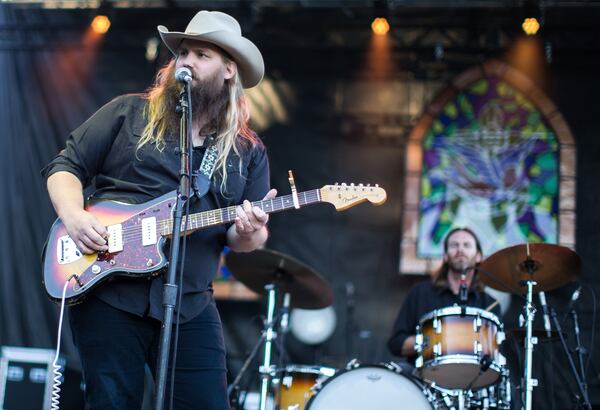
[225,249,334,309]
[478,243,581,294]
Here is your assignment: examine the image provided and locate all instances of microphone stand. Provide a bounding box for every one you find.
[458,270,469,323]
[550,308,592,409]
[154,82,193,410]
[571,309,589,404]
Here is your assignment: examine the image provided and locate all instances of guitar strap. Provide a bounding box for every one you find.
[191,136,218,199]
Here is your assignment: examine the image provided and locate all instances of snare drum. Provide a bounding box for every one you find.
[273,364,336,410]
[305,362,433,410]
[415,306,505,390]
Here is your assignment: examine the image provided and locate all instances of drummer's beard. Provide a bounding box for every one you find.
[447,255,478,275]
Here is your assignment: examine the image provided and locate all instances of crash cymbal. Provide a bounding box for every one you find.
[225,249,333,309]
[478,243,581,294]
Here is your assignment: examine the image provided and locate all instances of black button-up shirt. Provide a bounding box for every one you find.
[42,94,270,322]
[387,279,500,361]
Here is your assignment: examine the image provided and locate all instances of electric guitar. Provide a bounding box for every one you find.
[43,184,387,304]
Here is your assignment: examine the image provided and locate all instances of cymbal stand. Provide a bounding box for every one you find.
[521,279,537,410]
[521,244,538,410]
[276,292,291,371]
[227,332,266,407]
[259,284,277,410]
[571,309,589,398]
[550,308,592,409]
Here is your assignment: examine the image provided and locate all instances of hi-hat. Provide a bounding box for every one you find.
[478,243,581,294]
[225,248,333,309]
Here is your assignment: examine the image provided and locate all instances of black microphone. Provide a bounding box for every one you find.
[175,67,192,83]
[480,354,492,372]
[459,268,469,305]
[538,291,552,338]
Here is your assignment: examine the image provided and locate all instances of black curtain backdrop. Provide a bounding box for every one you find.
[1,5,599,409]
[0,5,158,369]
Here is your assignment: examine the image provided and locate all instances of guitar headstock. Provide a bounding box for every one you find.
[319,183,387,211]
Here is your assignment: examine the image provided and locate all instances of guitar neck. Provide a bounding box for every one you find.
[160,189,321,235]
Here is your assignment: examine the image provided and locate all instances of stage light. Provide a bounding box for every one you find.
[91,15,111,35]
[371,17,390,35]
[522,17,540,35]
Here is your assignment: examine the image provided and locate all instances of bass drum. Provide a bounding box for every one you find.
[305,363,433,410]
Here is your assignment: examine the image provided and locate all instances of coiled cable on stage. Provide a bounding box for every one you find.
[51,278,71,409]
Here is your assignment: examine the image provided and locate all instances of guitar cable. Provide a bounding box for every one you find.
[51,276,74,410]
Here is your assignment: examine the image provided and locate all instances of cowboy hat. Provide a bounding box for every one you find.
[158,10,264,88]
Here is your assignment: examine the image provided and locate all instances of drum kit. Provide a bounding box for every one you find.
[225,243,587,410]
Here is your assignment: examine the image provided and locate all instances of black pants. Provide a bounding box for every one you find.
[69,296,230,410]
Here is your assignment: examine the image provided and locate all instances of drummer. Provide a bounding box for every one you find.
[388,227,501,361]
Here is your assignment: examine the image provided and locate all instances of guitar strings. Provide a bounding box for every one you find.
[110,191,321,243]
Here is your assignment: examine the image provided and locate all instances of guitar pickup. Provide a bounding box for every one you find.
[107,224,123,253]
[57,235,82,264]
[141,217,157,246]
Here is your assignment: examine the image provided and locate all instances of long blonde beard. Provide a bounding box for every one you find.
[139,59,258,195]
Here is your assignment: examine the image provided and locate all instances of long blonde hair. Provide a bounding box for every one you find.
[139,57,258,193]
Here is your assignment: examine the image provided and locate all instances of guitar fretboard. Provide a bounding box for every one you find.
[158,189,321,235]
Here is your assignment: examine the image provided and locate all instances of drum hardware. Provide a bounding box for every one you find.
[415,327,425,349]
[550,306,592,409]
[473,315,482,332]
[344,358,360,370]
[434,316,442,334]
[416,306,504,390]
[224,248,335,410]
[227,284,281,410]
[383,361,403,373]
[271,365,336,410]
[258,285,278,410]
[464,354,493,392]
[479,243,582,410]
[427,367,511,410]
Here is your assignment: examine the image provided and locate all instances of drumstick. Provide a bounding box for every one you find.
[486,300,500,311]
